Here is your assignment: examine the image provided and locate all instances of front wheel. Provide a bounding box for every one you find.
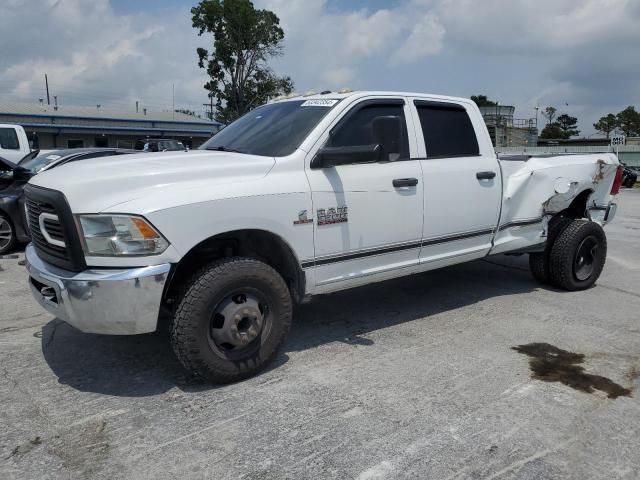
[0,214,16,255]
[548,220,607,291]
[171,257,292,383]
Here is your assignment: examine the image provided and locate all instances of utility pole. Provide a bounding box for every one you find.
[172,83,175,119]
[202,93,214,121]
[45,73,50,105]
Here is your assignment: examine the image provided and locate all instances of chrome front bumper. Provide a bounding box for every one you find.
[25,244,171,335]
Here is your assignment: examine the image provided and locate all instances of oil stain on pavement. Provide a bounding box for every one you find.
[512,342,633,399]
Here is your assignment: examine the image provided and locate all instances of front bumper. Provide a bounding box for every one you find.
[25,244,170,335]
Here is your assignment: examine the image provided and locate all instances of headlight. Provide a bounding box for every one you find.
[76,214,169,256]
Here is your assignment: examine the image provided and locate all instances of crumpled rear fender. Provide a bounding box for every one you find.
[491,153,619,255]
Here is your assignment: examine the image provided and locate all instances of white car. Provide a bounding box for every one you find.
[24,90,622,383]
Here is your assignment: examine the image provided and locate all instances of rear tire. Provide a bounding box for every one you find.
[529,253,548,283]
[0,213,16,255]
[171,257,292,383]
[548,220,607,291]
[528,216,571,285]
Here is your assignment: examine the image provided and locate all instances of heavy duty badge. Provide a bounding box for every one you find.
[293,210,313,225]
[317,206,348,225]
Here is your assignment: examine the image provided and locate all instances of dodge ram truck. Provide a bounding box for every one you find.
[24,91,623,383]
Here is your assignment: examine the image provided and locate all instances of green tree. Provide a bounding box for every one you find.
[470,95,497,107]
[542,106,557,125]
[192,0,294,123]
[556,114,580,138]
[539,122,563,139]
[616,106,640,136]
[593,113,618,138]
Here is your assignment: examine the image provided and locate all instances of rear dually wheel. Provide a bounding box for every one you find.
[548,220,607,291]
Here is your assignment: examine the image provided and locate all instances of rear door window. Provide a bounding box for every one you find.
[414,101,479,158]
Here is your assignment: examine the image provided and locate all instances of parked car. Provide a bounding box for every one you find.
[0,148,136,254]
[0,124,31,163]
[621,164,638,188]
[134,139,185,152]
[24,90,622,383]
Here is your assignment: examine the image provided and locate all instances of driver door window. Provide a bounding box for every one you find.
[326,104,410,162]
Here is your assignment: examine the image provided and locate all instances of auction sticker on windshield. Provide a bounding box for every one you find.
[301,99,339,107]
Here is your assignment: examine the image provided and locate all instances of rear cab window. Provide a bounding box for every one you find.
[414,100,479,158]
[0,128,20,150]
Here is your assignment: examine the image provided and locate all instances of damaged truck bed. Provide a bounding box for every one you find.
[493,153,619,255]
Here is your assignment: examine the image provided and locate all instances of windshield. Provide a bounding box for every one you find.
[200,99,340,157]
[19,152,64,173]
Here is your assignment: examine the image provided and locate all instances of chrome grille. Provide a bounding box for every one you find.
[26,199,70,263]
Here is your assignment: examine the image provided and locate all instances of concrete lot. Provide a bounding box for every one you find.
[1,190,639,480]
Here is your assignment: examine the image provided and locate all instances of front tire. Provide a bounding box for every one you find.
[171,257,292,383]
[0,214,16,255]
[548,220,607,291]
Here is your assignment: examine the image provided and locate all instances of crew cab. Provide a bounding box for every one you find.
[24,91,622,383]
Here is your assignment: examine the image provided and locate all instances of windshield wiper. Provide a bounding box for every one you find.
[206,145,245,154]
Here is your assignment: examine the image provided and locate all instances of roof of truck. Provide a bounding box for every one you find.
[269,90,473,104]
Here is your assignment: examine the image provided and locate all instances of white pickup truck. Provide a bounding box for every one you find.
[0,124,31,163]
[24,91,623,383]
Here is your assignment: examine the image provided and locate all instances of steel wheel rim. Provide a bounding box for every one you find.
[207,288,272,360]
[0,218,13,250]
[574,235,599,281]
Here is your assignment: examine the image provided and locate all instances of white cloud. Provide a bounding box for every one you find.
[1,0,639,134]
[0,0,209,114]
[389,13,445,64]
[323,67,355,87]
[343,9,399,57]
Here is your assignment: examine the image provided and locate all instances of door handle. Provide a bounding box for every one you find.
[476,171,496,180]
[393,178,418,188]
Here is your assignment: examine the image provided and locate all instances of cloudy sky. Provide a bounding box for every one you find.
[2,0,639,135]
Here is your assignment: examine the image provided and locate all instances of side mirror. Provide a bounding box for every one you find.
[311,144,382,169]
[372,115,403,161]
[13,166,33,184]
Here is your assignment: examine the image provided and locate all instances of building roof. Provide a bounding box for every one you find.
[0,101,221,126]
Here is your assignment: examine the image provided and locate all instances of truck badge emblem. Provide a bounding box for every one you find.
[293,210,313,225]
[317,206,348,226]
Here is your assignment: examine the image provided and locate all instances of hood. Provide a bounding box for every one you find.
[29,150,276,213]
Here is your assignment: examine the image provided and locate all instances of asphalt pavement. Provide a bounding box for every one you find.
[1,189,639,480]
